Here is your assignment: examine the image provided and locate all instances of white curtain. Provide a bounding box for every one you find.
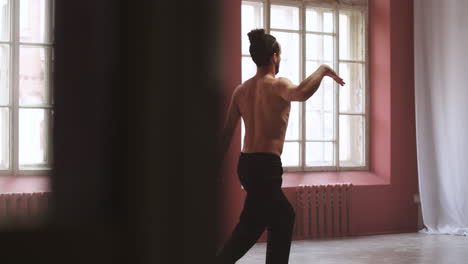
[414,0,468,236]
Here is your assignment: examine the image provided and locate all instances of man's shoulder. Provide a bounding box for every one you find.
[236,78,256,95]
[231,83,246,105]
[274,77,294,87]
[233,83,244,96]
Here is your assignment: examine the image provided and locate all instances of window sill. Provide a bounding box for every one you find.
[281,170,389,188]
[0,175,51,194]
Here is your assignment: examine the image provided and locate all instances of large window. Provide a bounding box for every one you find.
[0,0,54,175]
[241,0,368,171]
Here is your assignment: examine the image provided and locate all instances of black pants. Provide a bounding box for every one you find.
[216,152,296,264]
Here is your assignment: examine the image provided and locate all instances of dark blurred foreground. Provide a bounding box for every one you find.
[0,1,222,263]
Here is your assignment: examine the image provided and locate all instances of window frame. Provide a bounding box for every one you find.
[0,0,54,176]
[241,0,369,172]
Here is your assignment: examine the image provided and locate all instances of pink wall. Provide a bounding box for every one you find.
[218,0,244,242]
[0,176,50,194]
[219,0,419,243]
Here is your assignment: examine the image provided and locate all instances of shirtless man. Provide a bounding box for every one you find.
[216,29,345,264]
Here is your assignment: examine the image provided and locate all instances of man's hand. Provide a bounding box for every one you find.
[320,64,346,86]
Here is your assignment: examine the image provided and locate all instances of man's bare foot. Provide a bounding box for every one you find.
[320,64,346,86]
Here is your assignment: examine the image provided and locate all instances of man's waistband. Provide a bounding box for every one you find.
[240,152,281,160]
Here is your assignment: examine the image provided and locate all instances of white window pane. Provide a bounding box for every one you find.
[242,56,257,82]
[323,78,334,112]
[339,9,365,61]
[19,46,50,105]
[285,102,299,140]
[281,142,299,167]
[271,5,299,30]
[306,34,334,63]
[0,0,10,41]
[324,12,334,33]
[242,1,263,55]
[339,62,364,113]
[306,8,334,33]
[0,107,9,169]
[308,87,323,110]
[306,142,334,166]
[19,109,50,167]
[0,44,9,105]
[305,76,334,140]
[271,31,300,84]
[20,0,49,43]
[305,110,334,141]
[339,115,365,166]
[304,73,334,111]
[306,61,320,76]
[306,110,321,139]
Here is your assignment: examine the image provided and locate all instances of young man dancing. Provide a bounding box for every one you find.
[216,29,345,264]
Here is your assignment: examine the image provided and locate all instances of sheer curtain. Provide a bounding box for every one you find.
[414,0,468,236]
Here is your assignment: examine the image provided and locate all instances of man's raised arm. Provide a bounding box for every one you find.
[274,64,345,102]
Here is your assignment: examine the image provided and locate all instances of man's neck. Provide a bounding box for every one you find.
[255,65,276,78]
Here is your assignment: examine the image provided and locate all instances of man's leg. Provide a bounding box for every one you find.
[265,189,296,264]
[215,194,268,264]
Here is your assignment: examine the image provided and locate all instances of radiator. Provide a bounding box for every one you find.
[294,184,352,239]
[0,192,51,227]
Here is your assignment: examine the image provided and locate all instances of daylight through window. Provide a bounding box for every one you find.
[0,0,54,175]
[241,0,368,172]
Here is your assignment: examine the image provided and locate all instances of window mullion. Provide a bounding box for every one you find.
[45,0,51,45]
[339,112,365,116]
[12,0,19,175]
[304,31,335,36]
[339,59,365,64]
[45,47,51,109]
[269,28,300,34]
[306,139,335,143]
[17,42,52,47]
[300,3,305,170]
[364,8,369,170]
[334,6,340,171]
[3,0,14,175]
[265,0,270,34]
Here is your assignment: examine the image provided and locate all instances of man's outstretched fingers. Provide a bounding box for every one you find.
[335,76,345,86]
[329,74,345,86]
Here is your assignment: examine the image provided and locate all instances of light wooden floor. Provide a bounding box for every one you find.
[237,232,468,264]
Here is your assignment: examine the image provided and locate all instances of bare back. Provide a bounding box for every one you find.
[221,64,344,166]
[236,75,291,157]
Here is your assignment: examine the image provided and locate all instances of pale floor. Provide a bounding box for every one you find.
[237,232,468,264]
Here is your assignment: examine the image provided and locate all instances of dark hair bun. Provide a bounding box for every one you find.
[248,28,266,46]
[247,28,278,67]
